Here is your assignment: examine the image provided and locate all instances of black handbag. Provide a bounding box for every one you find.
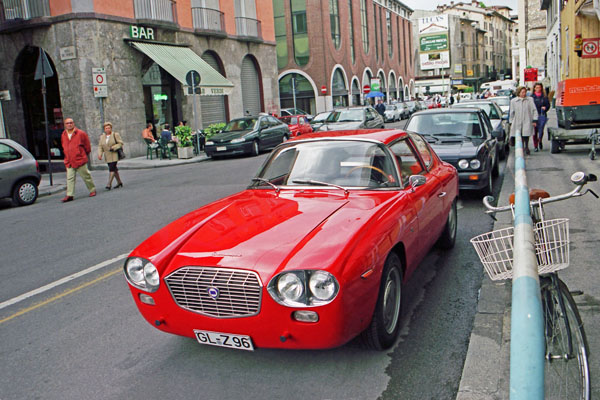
[117,148,126,160]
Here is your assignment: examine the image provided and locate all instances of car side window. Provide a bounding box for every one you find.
[480,113,492,138]
[260,118,270,129]
[409,133,433,170]
[389,139,424,187]
[0,143,21,163]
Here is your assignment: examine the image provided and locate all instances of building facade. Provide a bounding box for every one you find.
[0,0,278,163]
[517,0,547,84]
[274,0,415,114]
[437,1,515,81]
[541,0,561,90]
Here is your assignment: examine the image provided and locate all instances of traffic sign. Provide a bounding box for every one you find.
[363,85,371,94]
[524,67,538,82]
[94,85,108,98]
[92,68,107,86]
[321,85,327,94]
[34,50,54,80]
[186,70,201,88]
[582,38,599,59]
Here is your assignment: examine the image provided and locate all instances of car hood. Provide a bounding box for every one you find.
[210,130,253,142]
[132,189,399,282]
[319,121,363,130]
[428,137,483,159]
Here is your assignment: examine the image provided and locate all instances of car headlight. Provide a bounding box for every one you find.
[230,138,245,144]
[470,159,481,169]
[458,159,481,170]
[268,270,339,307]
[458,159,469,169]
[124,257,160,292]
[205,140,214,146]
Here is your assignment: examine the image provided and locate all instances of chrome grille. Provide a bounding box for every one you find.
[165,267,262,318]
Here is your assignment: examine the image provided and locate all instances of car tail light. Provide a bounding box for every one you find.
[35,161,40,173]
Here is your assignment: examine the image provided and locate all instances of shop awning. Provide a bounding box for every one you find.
[130,41,234,96]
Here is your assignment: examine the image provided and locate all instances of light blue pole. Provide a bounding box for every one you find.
[509,130,545,399]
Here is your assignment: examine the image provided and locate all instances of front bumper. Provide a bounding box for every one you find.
[205,141,253,157]
[458,170,489,190]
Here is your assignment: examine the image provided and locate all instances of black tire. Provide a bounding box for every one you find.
[250,140,260,157]
[437,199,457,249]
[492,155,500,177]
[551,139,560,154]
[12,179,38,206]
[499,138,507,160]
[361,252,403,350]
[542,277,590,400]
[481,166,493,196]
[589,151,595,161]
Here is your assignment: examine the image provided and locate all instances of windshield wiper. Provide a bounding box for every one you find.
[336,119,360,122]
[292,179,349,195]
[251,177,280,193]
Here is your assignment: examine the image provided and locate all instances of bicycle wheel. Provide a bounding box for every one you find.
[542,276,591,400]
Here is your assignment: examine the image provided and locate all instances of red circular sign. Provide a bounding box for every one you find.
[321,85,327,94]
[95,75,104,84]
[363,85,371,94]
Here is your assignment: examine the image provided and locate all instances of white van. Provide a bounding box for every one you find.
[480,80,517,96]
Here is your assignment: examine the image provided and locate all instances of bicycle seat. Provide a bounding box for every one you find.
[508,189,550,205]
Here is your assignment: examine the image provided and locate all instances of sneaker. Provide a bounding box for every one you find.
[534,147,539,152]
[61,196,74,203]
[89,191,97,197]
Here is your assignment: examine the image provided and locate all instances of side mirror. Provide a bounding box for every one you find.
[491,130,500,138]
[502,115,509,121]
[409,175,426,189]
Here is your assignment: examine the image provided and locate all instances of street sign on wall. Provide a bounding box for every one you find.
[370,79,381,92]
[420,34,449,52]
[92,67,107,98]
[524,67,538,82]
[582,38,600,58]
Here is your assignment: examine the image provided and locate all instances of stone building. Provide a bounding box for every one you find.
[411,9,486,95]
[517,0,547,84]
[273,0,415,114]
[437,1,515,81]
[0,0,278,165]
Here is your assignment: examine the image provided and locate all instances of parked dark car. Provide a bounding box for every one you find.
[451,100,509,159]
[405,108,499,195]
[0,139,41,206]
[205,115,290,158]
[316,106,384,131]
[309,111,332,131]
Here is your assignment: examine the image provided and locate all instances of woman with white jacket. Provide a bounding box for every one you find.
[509,86,538,155]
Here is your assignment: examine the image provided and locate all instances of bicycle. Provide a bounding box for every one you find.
[470,171,598,400]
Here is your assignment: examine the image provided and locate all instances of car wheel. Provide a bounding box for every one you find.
[550,139,560,154]
[437,199,457,249]
[492,155,500,177]
[12,179,38,206]
[481,166,493,196]
[361,252,403,350]
[250,140,260,156]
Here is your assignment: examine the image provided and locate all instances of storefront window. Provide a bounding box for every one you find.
[332,68,348,108]
[273,0,288,69]
[291,0,309,66]
[329,0,340,49]
[142,62,179,133]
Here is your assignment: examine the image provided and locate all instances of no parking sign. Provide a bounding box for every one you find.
[582,38,600,59]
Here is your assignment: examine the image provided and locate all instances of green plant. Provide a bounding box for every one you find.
[174,125,193,147]
[204,122,226,139]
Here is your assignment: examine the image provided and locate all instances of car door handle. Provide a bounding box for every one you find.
[438,192,447,198]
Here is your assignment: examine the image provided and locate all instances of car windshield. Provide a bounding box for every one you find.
[491,97,510,107]
[453,103,501,119]
[326,109,363,122]
[223,118,257,132]
[253,140,398,188]
[312,112,330,122]
[406,113,484,138]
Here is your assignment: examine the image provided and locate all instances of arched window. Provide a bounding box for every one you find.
[360,0,369,54]
[348,0,355,64]
[273,0,288,69]
[386,10,392,59]
[331,68,348,108]
[329,0,340,49]
[279,73,316,114]
[291,0,309,66]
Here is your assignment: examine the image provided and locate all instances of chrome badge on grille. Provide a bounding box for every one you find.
[207,287,220,299]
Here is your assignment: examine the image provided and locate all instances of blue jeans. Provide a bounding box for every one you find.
[534,114,547,148]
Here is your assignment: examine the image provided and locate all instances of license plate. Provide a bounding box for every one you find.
[194,329,254,351]
[216,146,226,151]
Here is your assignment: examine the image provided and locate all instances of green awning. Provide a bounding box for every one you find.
[131,41,234,96]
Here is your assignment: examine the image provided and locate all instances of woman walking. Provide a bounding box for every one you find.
[531,82,550,151]
[509,86,538,155]
[97,122,124,190]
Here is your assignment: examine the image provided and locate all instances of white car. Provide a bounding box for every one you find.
[490,96,511,116]
[384,104,401,122]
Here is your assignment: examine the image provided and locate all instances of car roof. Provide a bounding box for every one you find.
[413,108,483,115]
[287,129,408,145]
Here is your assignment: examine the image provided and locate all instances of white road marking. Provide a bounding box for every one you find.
[0,253,129,310]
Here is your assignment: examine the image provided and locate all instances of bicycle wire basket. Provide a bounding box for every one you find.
[470,217,570,281]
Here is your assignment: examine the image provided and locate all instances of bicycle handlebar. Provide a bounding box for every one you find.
[482,172,597,214]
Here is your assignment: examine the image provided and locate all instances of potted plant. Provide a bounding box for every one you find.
[174,125,194,159]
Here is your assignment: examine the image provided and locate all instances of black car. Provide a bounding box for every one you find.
[316,106,385,131]
[205,115,290,158]
[405,108,499,195]
[452,100,509,159]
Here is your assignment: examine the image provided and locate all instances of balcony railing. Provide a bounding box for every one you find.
[236,17,261,40]
[134,0,175,23]
[1,0,49,22]
[192,7,224,33]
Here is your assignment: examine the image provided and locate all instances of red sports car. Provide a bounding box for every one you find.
[279,115,313,137]
[124,129,459,351]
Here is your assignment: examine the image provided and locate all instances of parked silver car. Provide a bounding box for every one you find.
[0,139,41,206]
[316,106,385,131]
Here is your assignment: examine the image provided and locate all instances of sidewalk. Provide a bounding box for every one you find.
[38,153,209,198]
[457,109,600,399]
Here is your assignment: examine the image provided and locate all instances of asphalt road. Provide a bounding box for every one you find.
[0,121,507,400]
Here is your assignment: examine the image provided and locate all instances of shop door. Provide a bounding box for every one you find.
[142,62,179,131]
[241,56,261,116]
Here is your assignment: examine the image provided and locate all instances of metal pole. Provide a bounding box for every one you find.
[509,128,545,399]
[192,86,198,153]
[99,97,105,127]
[41,69,53,186]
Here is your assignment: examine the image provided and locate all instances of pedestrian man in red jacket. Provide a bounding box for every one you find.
[60,118,96,202]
